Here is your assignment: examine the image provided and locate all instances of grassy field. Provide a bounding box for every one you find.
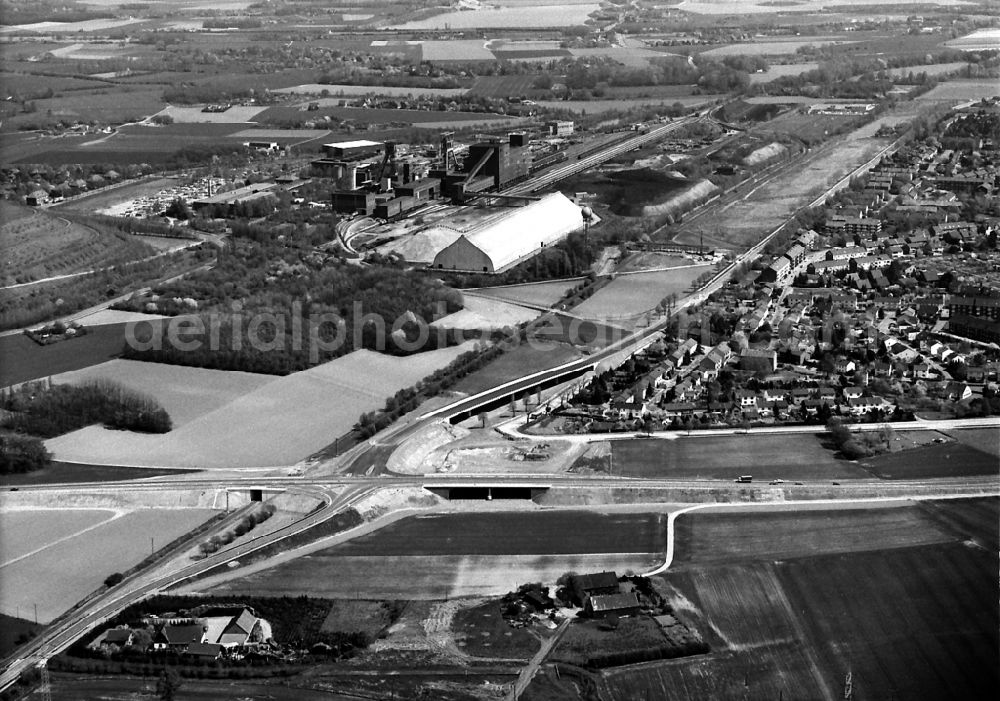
[468,75,543,98]
[777,542,998,700]
[320,599,399,641]
[945,427,999,456]
[272,83,468,98]
[616,252,692,273]
[303,511,665,557]
[671,504,954,568]
[0,613,41,658]
[0,508,218,622]
[916,79,1000,102]
[452,599,541,659]
[918,497,999,551]
[858,441,998,479]
[449,342,582,396]
[472,279,584,307]
[204,511,666,600]
[49,671,512,700]
[391,3,599,30]
[0,321,144,387]
[748,62,820,83]
[761,110,860,143]
[593,496,999,700]
[430,295,540,332]
[0,203,154,286]
[0,462,198,487]
[701,39,854,56]
[572,265,714,320]
[421,39,496,61]
[206,552,656,601]
[45,344,477,468]
[607,434,871,480]
[0,509,115,565]
[52,359,275,427]
[257,104,512,126]
[551,616,671,668]
[536,96,722,115]
[2,89,165,134]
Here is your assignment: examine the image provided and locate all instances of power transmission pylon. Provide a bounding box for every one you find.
[36,660,52,701]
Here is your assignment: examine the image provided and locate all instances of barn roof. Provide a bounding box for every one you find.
[576,571,619,591]
[588,592,640,612]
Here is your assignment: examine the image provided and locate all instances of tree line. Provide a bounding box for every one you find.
[1,378,172,438]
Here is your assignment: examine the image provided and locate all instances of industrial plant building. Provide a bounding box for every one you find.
[431,192,585,274]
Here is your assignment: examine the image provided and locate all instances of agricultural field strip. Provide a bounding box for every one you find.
[685,563,837,698]
[0,509,117,565]
[643,496,989,577]
[0,508,220,623]
[0,510,126,569]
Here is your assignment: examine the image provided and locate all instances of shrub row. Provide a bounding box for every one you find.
[196,504,276,557]
[585,640,710,669]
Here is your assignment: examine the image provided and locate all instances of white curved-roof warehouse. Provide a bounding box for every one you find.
[432,192,584,274]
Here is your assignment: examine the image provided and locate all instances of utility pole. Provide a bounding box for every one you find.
[150,537,154,556]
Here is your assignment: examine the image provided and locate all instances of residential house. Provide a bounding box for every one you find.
[735,390,758,407]
[848,396,889,416]
[913,363,935,380]
[572,571,620,605]
[943,382,972,401]
[834,358,856,374]
[843,386,864,400]
[186,642,224,661]
[740,348,777,373]
[699,343,732,379]
[762,387,787,403]
[154,624,206,652]
[97,628,134,649]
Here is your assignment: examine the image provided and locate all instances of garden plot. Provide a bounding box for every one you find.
[0,508,217,623]
[572,265,712,320]
[45,344,476,469]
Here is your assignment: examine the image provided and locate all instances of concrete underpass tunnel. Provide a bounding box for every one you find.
[424,485,550,501]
